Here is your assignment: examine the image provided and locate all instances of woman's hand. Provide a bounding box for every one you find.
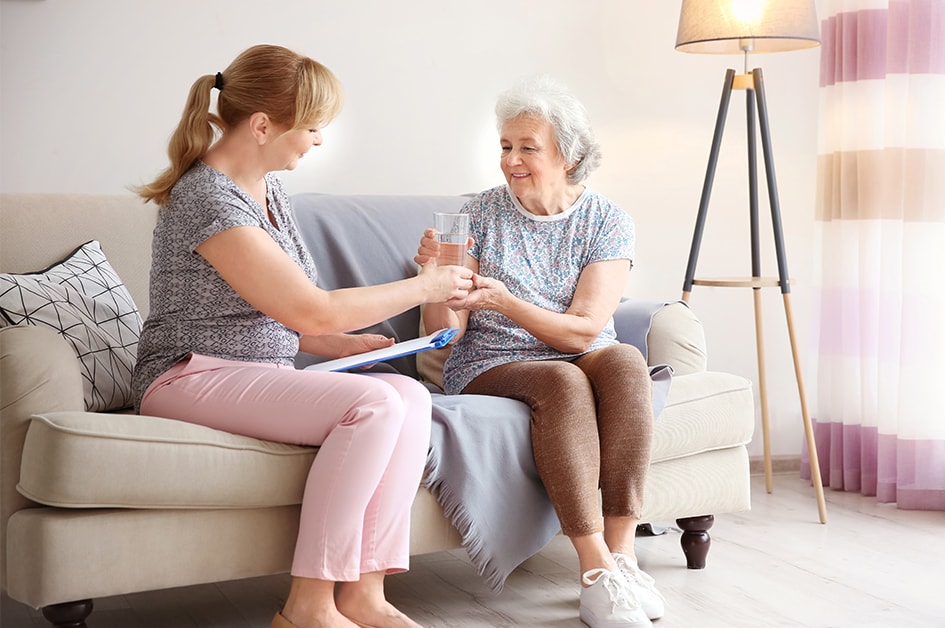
[415,227,476,303]
[340,333,395,357]
[416,259,474,303]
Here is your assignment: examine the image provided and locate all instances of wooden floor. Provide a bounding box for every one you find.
[3,472,944,628]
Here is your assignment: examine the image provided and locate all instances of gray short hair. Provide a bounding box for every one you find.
[495,75,602,184]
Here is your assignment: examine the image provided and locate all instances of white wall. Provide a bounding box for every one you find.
[0,0,824,459]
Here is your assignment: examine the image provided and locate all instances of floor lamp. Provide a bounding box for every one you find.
[675,0,827,523]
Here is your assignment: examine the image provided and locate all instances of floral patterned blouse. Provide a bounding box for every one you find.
[442,184,635,395]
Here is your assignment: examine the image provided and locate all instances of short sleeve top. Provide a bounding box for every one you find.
[131,161,317,410]
[442,184,635,394]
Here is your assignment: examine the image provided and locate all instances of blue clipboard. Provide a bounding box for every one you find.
[304,328,458,372]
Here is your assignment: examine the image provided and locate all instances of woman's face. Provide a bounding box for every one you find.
[499,115,570,209]
[272,125,323,171]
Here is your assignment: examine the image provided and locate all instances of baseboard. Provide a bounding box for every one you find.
[749,455,801,476]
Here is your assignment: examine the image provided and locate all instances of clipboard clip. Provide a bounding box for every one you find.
[430,328,458,348]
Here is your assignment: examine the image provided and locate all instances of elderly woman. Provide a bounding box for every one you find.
[417,76,664,628]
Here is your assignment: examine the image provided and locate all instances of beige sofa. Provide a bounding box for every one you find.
[0,192,754,627]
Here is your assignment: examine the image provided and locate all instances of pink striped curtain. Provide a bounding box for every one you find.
[805,0,945,509]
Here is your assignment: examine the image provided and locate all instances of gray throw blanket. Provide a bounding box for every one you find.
[422,299,672,592]
[288,196,673,589]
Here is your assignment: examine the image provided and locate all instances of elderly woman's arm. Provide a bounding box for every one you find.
[461,258,630,354]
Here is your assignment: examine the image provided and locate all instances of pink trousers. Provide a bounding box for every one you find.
[140,353,432,582]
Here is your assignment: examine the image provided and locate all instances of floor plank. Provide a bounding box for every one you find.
[3,473,944,627]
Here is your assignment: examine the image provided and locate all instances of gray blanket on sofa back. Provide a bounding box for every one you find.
[290,193,671,593]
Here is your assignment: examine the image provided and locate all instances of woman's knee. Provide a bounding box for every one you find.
[579,343,649,382]
[532,360,595,402]
[465,359,593,408]
[519,363,599,441]
[340,376,408,427]
[577,344,654,427]
[368,373,431,430]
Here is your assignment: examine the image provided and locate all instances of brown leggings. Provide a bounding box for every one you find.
[463,343,654,537]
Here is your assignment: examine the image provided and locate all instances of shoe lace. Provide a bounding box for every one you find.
[613,554,666,602]
[583,568,641,611]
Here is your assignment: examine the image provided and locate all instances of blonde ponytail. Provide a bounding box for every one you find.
[135,45,343,206]
[135,75,220,205]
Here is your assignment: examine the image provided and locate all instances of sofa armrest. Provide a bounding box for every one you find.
[646,302,707,376]
[1,325,85,588]
[0,325,84,414]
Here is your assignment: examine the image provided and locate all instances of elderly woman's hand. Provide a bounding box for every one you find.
[447,274,508,312]
[414,228,439,266]
[415,228,474,267]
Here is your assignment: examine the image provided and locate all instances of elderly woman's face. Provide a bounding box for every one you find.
[499,115,570,207]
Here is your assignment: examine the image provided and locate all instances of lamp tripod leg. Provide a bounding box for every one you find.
[783,293,828,523]
[684,68,826,523]
[752,288,774,494]
[746,77,773,494]
[682,69,736,297]
[753,68,827,523]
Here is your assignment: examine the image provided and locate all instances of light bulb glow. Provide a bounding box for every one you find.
[730,0,765,26]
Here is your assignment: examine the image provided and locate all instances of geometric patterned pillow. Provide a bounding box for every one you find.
[0,240,143,411]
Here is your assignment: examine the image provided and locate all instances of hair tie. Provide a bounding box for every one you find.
[214,72,224,91]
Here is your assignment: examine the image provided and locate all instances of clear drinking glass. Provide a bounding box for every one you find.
[433,212,470,266]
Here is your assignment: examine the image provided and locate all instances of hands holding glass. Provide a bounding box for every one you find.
[417,212,516,313]
[431,212,471,267]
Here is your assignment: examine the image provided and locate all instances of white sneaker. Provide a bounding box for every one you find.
[579,568,652,628]
[612,553,666,620]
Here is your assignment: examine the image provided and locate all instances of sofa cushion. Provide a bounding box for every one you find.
[16,368,750,511]
[651,371,754,463]
[17,412,316,509]
[0,240,142,412]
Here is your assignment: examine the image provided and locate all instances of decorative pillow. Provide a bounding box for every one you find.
[0,240,143,411]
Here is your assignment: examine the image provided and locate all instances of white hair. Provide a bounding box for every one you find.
[494,75,602,184]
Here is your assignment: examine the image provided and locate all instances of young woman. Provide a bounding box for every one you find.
[133,44,473,628]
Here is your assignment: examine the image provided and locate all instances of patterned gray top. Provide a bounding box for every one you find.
[131,161,317,411]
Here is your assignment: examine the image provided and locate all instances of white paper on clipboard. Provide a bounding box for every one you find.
[303,328,458,372]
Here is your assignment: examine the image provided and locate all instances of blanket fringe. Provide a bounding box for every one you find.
[423,450,508,593]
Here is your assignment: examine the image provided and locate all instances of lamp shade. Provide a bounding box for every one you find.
[676,0,820,54]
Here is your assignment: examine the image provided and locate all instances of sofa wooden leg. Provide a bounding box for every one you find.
[41,599,93,627]
[675,514,714,569]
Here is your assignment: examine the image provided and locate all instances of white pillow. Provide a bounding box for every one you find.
[0,240,143,411]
